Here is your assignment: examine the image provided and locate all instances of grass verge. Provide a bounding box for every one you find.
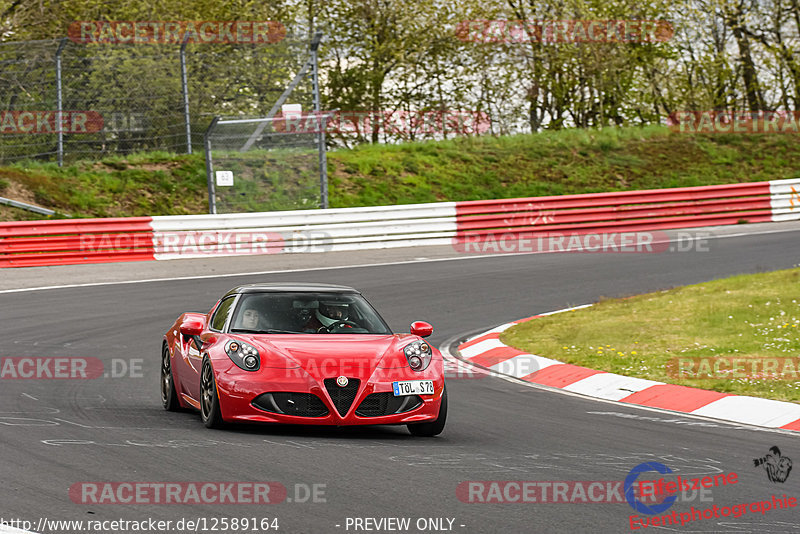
[3,124,800,220]
[500,268,800,403]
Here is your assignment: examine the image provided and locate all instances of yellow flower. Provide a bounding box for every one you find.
[632,351,638,355]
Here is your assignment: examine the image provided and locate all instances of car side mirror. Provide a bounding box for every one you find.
[180,314,205,337]
[410,321,433,338]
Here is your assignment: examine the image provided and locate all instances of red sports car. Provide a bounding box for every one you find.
[161,283,447,436]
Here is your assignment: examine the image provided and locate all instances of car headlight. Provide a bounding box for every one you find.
[225,339,260,371]
[403,340,432,371]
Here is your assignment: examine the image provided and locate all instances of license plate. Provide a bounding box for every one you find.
[393,380,434,396]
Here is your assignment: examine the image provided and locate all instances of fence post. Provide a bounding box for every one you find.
[180,36,192,154]
[310,32,328,209]
[204,116,220,214]
[55,38,68,167]
[238,58,313,152]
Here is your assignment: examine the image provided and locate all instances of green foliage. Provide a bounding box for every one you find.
[3,0,798,158]
[1,151,206,218]
[2,125,800,220]
[329,125,800,206]
[213,147,321,212]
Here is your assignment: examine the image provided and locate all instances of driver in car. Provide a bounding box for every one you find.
[305,301,356,333]
[239,304,263,331]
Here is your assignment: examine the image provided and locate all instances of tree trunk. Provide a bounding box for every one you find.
[726,9,765,111]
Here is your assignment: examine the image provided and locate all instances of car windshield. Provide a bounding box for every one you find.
[228,292,393,335]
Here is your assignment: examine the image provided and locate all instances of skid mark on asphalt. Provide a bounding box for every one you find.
[41,438,251,448]
[259,438,435,450]
[0,417,59,426]
[388,452,725,475]
[588,411,755,431]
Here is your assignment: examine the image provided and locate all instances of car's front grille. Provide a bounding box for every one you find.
[355,392,423,417]
[251,392,329,417]
[323,378,361,416]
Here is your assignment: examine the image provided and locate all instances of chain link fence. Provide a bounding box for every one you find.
[204,33,326,213]
[0,35,315,164]
[205,117,324,214]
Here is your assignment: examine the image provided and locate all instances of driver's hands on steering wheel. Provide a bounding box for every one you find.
[318,320,359,333]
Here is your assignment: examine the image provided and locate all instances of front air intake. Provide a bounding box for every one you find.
[252,392,329,417]
[355,392,423,417]
[323,378,361,416]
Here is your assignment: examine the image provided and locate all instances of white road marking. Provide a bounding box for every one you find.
[0,255,492,293]
[1,224,799,294]
[0,524,39,534]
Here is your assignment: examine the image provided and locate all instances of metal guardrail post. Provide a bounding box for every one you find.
[55,38,68,167]
[310,32,328,209]
[204,116,220,214]
[238,58,313,152]
[180,36,192,154]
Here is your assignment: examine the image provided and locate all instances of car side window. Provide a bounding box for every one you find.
[210,296,236,331]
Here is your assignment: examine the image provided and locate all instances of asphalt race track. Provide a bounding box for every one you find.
[1,225,799,534]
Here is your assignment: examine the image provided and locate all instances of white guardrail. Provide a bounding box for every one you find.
[150,179,800,260]
[150,202,459,259]
[770,179,800,221]
[2,178,798,266]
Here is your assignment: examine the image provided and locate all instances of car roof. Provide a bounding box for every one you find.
[224,282,361,297]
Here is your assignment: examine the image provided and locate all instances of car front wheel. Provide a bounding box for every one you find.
[200,358,224,429]
[407,385,447,437]
[161,345,179,411]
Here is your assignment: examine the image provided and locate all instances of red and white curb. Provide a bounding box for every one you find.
[456,305,800,432]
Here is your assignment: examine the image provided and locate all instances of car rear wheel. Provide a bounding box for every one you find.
[200,358,224,429]
[407,385,447,437]
[161,345,179,411]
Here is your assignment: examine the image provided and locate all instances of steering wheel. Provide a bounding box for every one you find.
[320,320,360,333]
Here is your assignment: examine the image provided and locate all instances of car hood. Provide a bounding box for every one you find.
[237,334,416,379]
